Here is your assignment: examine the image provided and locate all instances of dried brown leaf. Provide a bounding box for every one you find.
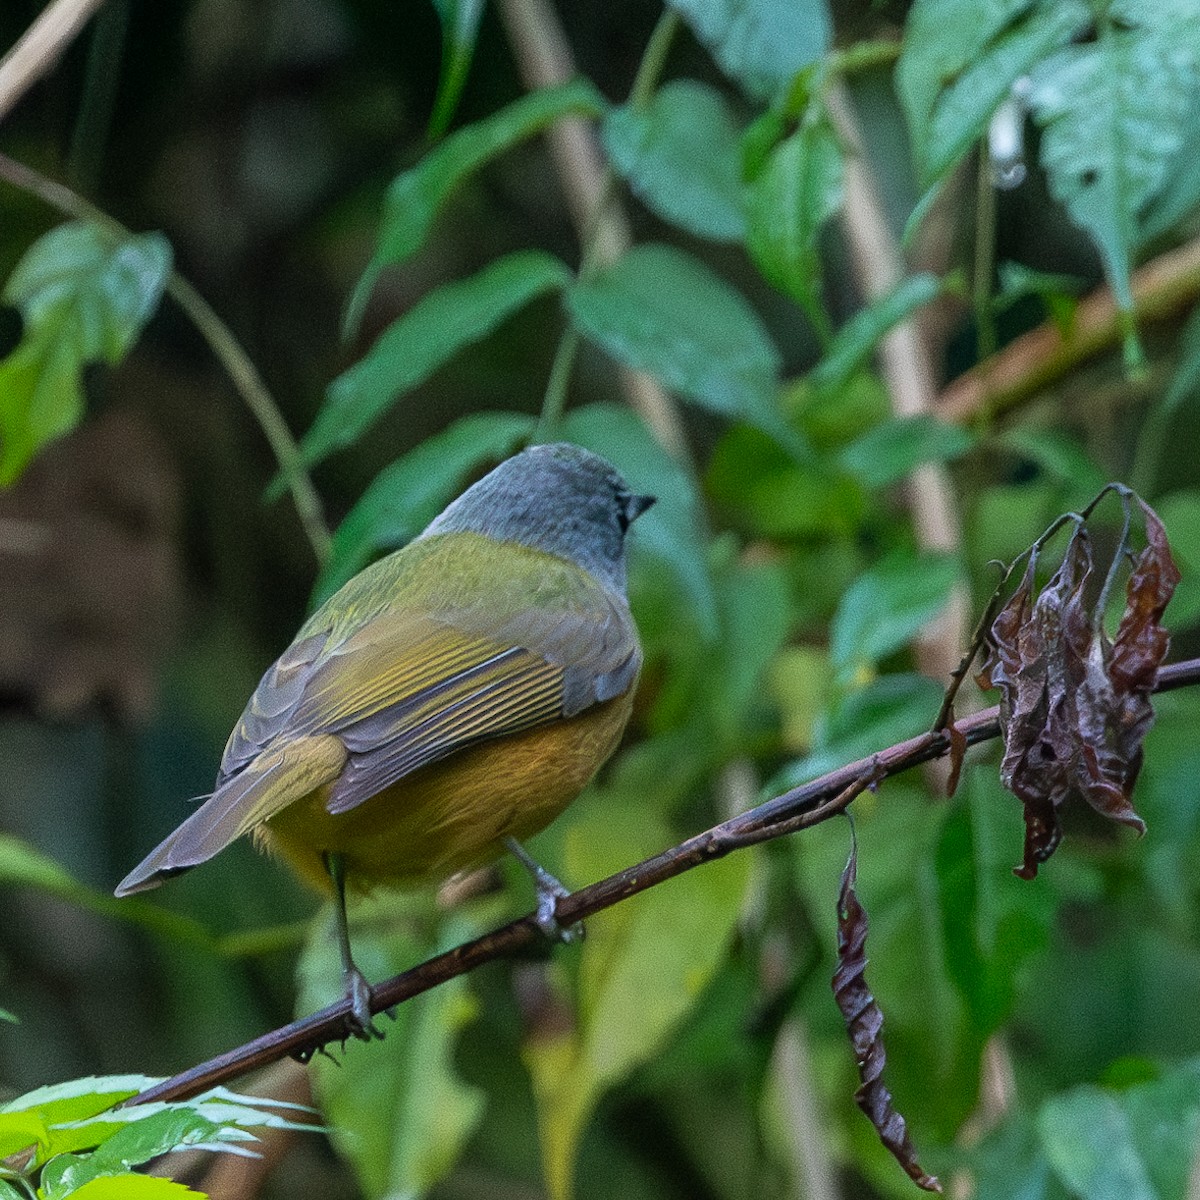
[977,498,1179,878]
[833,840,941,1193]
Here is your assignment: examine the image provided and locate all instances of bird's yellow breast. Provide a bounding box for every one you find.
[256,689,634,893]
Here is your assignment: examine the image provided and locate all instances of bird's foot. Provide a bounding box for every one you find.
[505,838,583,943]
[343,966,386,1042]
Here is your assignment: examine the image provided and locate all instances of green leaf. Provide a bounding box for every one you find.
[40,1112,224,1200]
[525,795,750,1200]
[558,403,718,637]
[1,1077,152,1124]
[770,673,945,789]
[665,0,831,101]
[1163,301,1200,415]
[297,895,485,1200]
[0,1007,16,1023]
[972,1111,1062,1200]
[567,245,796,452]
[809,274,941,395]
[706,423,867,539]
[1038,1087,1156,1200]
[897,0,1089,185]
[706,560,792,746]
[603,80,746,242]
[428,0,486,138]
[311,411,536,605]
[1152,490,1200,628]
[1029,17,1198,330]
[306,251,568,468]
[829,551,960,682]
[838,415,974,488]
[53,1178,200,1199]
[935,768,1053,1034]
[746,116,843,328]
[0,222,171,485]
[345,79,605,333]
[0,835,211,950]
[0,1111,48,1159]
[1140,99,1200,242]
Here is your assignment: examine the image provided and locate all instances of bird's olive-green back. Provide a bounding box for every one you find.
[219,531,641,808]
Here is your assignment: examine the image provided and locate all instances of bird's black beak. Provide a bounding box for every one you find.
[626,493,656,524]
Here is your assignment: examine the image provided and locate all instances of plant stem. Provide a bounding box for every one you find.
[938,235,1200,425]
[0,152,332,567]
[628,9,680,109]
[495,0,683,447]
[974,143,998,362]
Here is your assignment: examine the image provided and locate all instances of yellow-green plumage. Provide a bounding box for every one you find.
[115,447,650,904]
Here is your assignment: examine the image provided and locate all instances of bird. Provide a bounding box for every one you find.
[115,442,654,1035]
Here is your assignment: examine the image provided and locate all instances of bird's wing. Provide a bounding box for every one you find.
[312,587,640,815]
[219,557,640,818]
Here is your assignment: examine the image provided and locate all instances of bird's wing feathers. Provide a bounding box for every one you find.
[217,563,639,821]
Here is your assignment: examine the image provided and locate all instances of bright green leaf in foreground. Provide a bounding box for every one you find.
[345,79,604,332]
[666,0,831,101]
[603,80,746,242]
[0,1110,48,1159]
[312,411,535,605]
[38,1111,225,1200]
[0,222,171,485]
[746,115,843,332]
[59,1178,202,1199]
[307,251,568,467]
[568,244,797,452]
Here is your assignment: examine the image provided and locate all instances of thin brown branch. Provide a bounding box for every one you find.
[0,0,107,124]
[938,235,1200,424]
[124,653,1200,1108]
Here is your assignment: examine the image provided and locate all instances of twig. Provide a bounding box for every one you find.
[495,0,689,458]
[122,652,1200,1107]
[0,0,107,124]
[0,153,332,567]
[938,235,1200,425]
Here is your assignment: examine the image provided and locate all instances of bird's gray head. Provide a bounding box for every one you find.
[421,443,655,593]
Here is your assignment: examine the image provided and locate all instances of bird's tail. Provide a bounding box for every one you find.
[114,734,346,896]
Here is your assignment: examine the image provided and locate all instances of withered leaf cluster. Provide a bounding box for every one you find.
[976,499,1179,879]
[832,840,941,1193]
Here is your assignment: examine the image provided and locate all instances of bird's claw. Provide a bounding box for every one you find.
[344,967,385,1042]
[533,870,584,943]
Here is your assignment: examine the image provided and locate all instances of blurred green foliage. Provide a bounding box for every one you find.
[3,0,1200,1198]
